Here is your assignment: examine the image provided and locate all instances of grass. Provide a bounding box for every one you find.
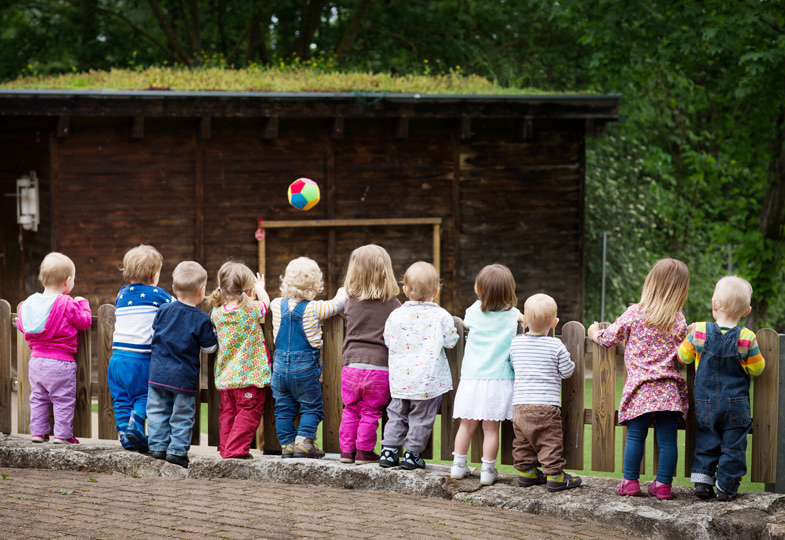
[0,65,552,94]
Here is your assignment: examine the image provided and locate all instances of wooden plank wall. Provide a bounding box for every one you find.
[0,118,53,309]
[5,115,585,324]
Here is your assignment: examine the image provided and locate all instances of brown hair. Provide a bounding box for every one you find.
[638,258,690,330]
[343,245,399,301]
[403,261,440,302]
[121,245,163,284]
[208,260,255,309]
[39,252,75,288]
[475,264,517,312]
[172,261,208,297]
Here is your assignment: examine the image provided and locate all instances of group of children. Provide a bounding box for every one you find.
[17,246,763,501]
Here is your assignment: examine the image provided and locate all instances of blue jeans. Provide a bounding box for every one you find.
[623,411,679,484]
[146,386,197,456]
[107,351,151,431]
[271,359,323,443]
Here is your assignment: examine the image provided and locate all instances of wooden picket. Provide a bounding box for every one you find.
[3,302,782,489]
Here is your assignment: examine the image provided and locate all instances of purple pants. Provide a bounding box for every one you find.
[339,366,390,452]
[29,356,77,439]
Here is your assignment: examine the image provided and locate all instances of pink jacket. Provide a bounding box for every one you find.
[17,294,92,361]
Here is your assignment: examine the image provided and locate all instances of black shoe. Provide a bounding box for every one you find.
[379,448,399,468]
[717,489,737,502]
[695,482,715,499]
[166,453,189,469]
[517,468,547,487]
[400,450,425,470]
[150,450,167,460]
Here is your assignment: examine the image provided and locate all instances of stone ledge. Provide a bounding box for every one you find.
[1,434,783,540]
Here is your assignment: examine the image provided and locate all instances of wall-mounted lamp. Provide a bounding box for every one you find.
[17,171,39,232]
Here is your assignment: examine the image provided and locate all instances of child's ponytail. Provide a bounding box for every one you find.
[208,287,224,308]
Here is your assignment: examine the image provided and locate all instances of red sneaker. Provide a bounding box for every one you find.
[616,478,641,496]
[647,480,672,500]
[53,437,79,445]
[340,451,356,463]
[355,450,380,465]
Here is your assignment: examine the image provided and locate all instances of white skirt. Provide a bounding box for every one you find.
[452,379,514,421]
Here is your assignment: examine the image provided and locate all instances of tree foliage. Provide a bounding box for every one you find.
[2,0,784,328]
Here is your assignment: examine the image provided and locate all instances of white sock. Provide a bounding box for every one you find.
[481,458,497,471]
[452,452,467,466]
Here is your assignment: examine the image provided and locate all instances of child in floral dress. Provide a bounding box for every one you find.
[588,258,691,500]
[379,261,458,470]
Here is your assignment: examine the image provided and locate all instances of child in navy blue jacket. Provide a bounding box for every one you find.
[142,261,218,468]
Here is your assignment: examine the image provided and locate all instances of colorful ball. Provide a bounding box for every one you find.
[287,178,320,211]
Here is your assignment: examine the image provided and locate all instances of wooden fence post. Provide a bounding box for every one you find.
[766,333,785,494]
[260,313,279,453]
[207,351,220,447]
[753,328,779,484]
[561,322,585,470]
[16,303,31,435]
[592,322,615,472]
[73,325,91,438]
[442,316,464,461]
[322,315,344,454]
[0,300,11,434]
[97,305,116,439]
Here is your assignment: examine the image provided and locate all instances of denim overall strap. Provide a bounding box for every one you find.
[691,322,751,493]
[274,299,320,360]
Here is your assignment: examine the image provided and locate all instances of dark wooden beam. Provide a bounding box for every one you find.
[459,115,471,140]
[331,117,344,139]
[56,115,69,138]
[585,119,607,138]
[199,115,211,140]
[131,116,144,139]
[394,116,409,139]
[263,116,279,140]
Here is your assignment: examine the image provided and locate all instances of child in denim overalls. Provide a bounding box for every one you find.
[678,276,765,501]
[270,257,346,458]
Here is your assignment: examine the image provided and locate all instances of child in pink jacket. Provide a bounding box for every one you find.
[17,252,92,444]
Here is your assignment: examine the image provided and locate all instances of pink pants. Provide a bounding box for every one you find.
[339,366,390,452]
[218,387,265,458]
[29,357,77,440]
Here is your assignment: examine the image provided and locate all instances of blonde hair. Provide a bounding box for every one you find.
[524,293,558,334]
[475,264,517,312]
[209,261,255,309]
[713,276,752,319]
[403,261,440,302]
[172,261,208,297]
[121,245,163,284]
[39,252,75,288]
[638,258,690,330]
[280,257,324,301]
[343,245,399,301]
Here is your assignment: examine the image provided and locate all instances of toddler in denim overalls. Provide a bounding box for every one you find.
[678,276,765,501]
[270,257,346,458]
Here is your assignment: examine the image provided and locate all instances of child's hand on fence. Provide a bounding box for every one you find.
[254,273,270,309]
[74,296,85,302]
[587,322,600,342]
[685,322,696,336]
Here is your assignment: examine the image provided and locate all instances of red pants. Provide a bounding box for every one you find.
[218,387,265,458]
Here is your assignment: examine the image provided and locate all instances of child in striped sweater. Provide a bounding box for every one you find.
[678,275,765,501]
[509,293,580,492]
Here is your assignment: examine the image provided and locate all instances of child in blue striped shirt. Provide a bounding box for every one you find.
[510,293,580,492]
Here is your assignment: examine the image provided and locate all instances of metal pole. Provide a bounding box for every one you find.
[601,232,607,322]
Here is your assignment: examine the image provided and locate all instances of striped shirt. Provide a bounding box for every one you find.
[510,334,575,407]
[112,284,172,354]
[678,322,765,376]
[270,287,347,349]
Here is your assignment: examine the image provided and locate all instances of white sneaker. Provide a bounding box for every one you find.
[450,463,470,479]
[480,467,498,486]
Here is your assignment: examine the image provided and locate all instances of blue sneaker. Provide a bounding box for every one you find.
[119,432,135,451]
[124,423,149,453]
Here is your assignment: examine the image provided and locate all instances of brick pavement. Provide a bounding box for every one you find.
[0,468,640,540]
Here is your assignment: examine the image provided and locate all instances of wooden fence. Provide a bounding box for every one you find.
[1,300,781,491]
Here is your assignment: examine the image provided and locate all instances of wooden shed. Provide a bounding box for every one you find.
[0,90,619,321]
